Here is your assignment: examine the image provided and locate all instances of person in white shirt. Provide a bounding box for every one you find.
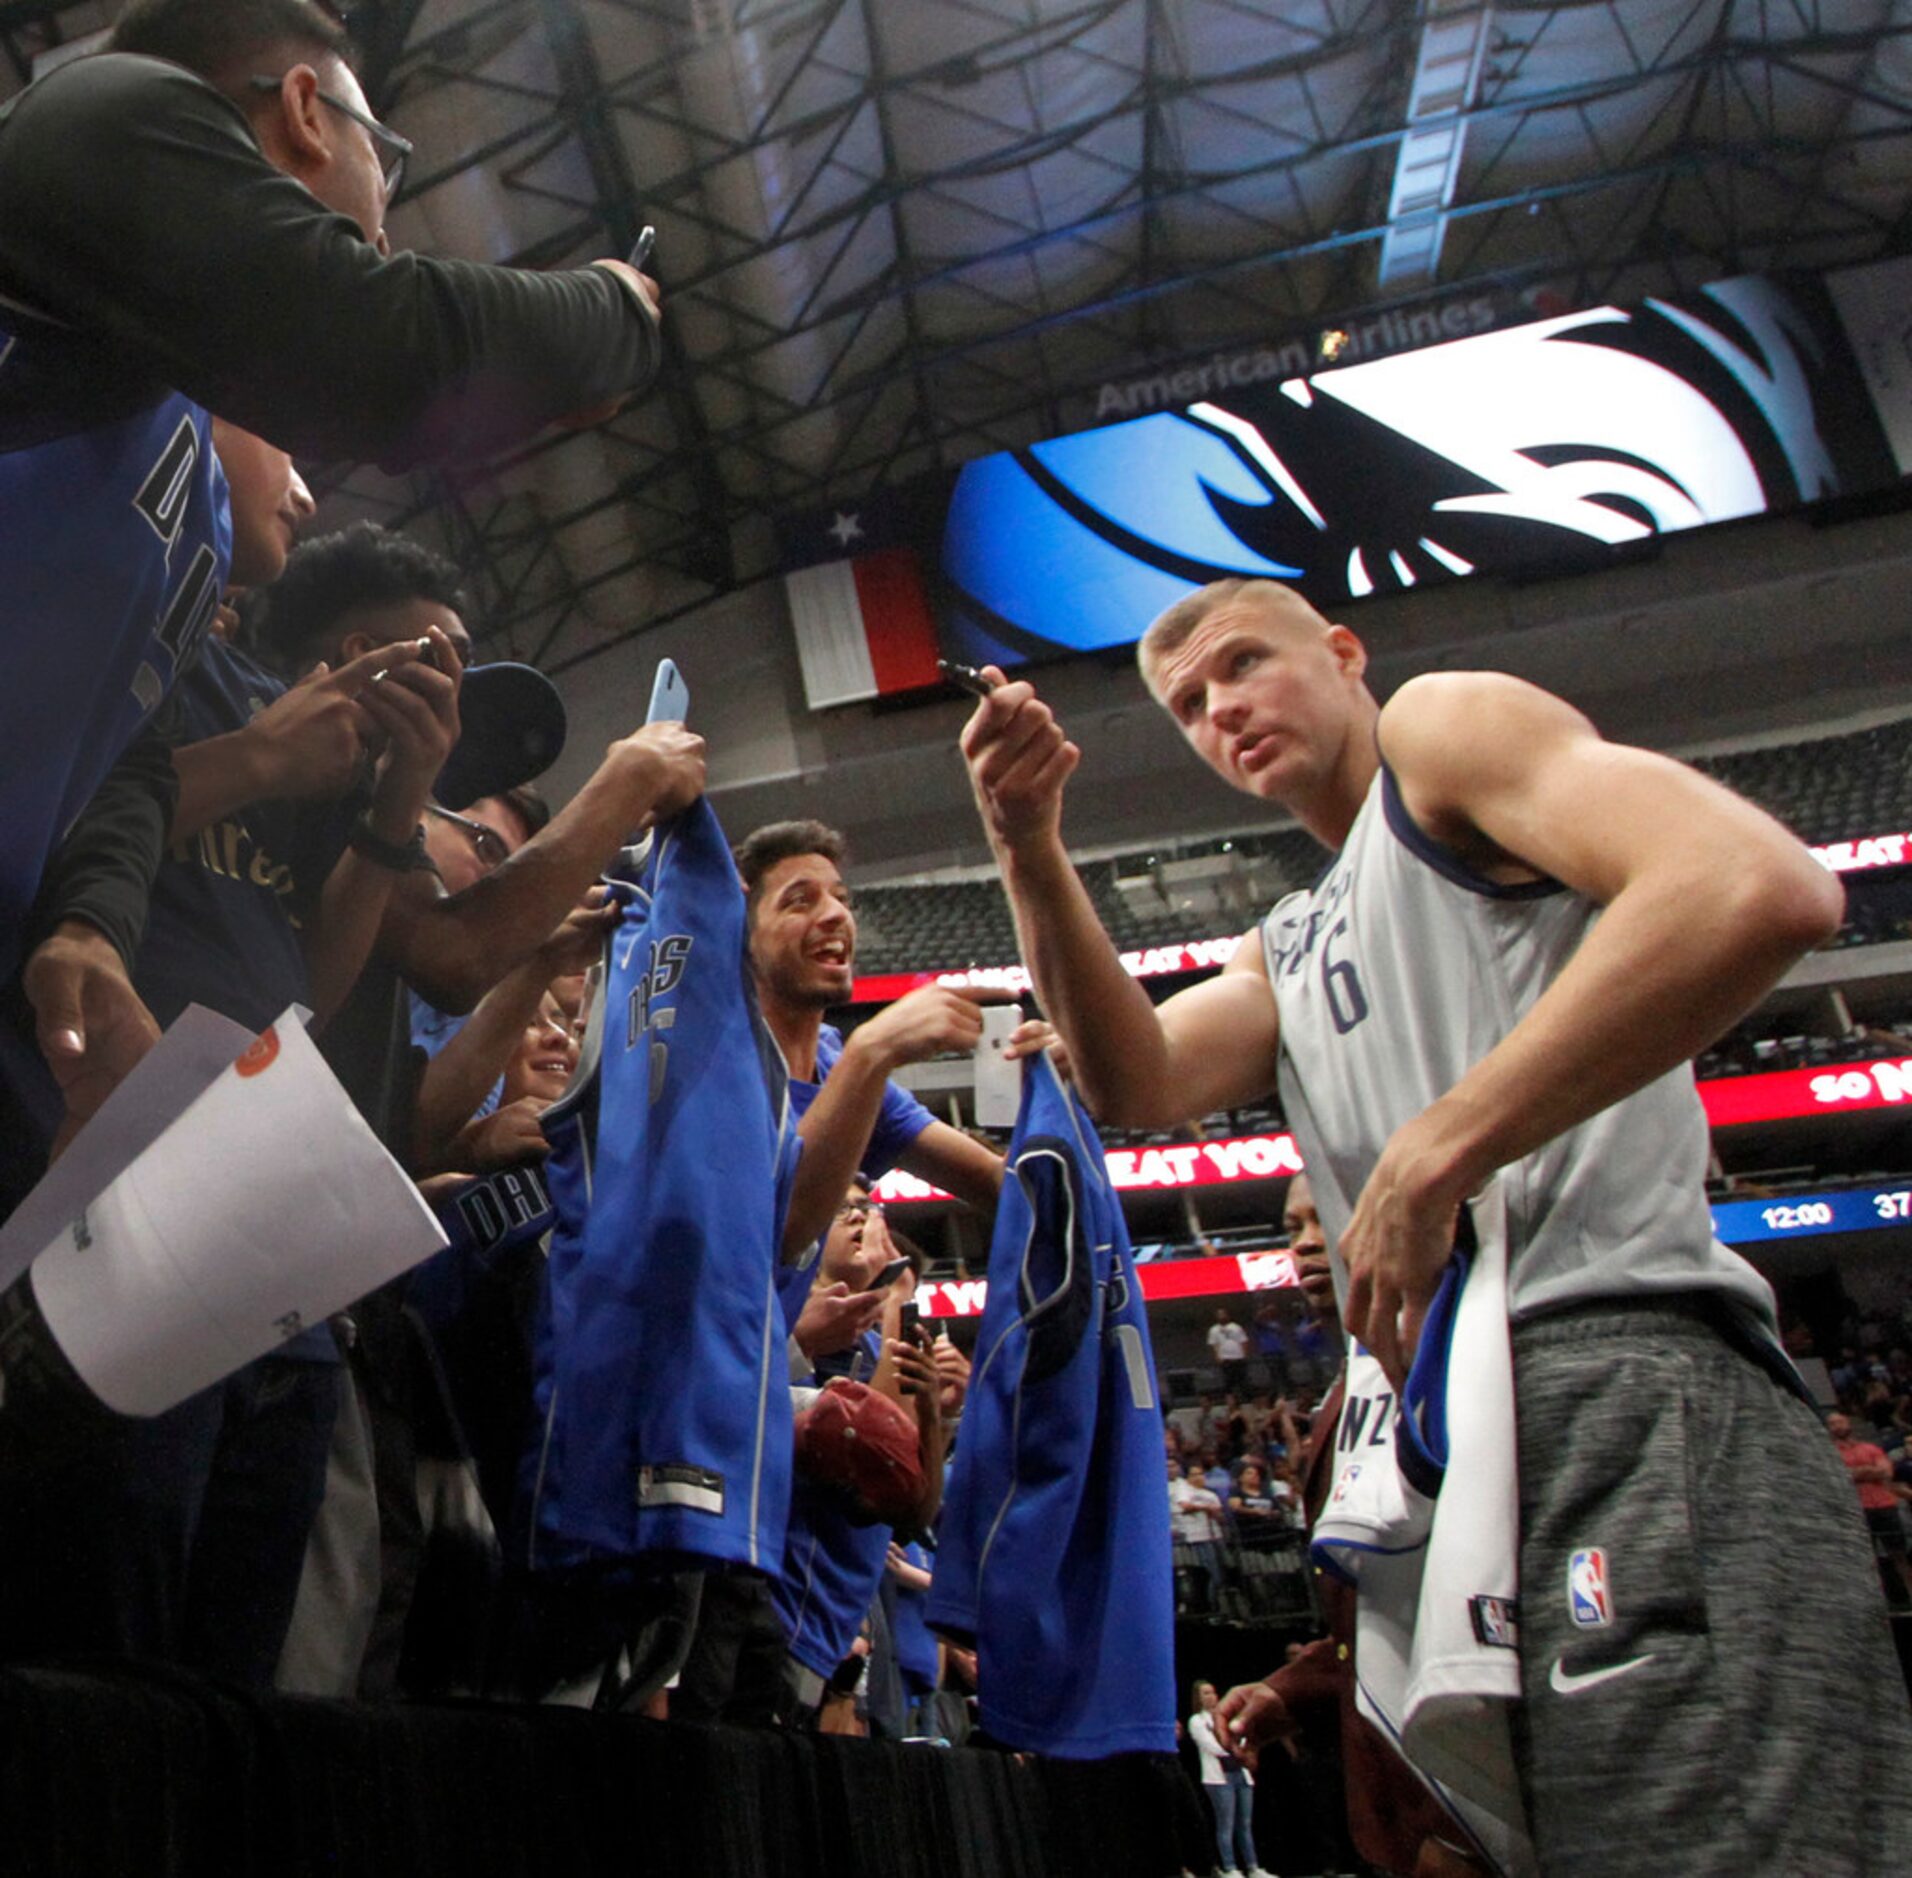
[1188,1679,1273,1878]
[1167,1455,1224,1613]
[1206,1308,1251,1392]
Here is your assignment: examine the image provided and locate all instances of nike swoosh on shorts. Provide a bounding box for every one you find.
[1549,1653,1657,1696]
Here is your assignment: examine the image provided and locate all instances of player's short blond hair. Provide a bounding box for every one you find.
[1137,579,1327,697]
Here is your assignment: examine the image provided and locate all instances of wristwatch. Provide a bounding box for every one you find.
[348,818,431,871]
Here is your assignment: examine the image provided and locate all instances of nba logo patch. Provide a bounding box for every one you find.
[1331,1463,1362,1506]
[1469,1594,1520,1650]
[1567,1547,1612,1628]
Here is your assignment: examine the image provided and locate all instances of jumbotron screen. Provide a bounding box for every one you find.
[934,267,1900,670]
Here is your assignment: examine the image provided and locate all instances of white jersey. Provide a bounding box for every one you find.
[1262,767,1777,1327]
[1312,1183,1532,1876]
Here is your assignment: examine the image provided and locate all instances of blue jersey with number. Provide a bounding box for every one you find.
[525,796,799,1574]
[926,1054,1176,1758]
[0,320,230,976]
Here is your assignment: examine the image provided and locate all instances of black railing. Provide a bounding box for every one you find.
[1172,1524,1317,1626]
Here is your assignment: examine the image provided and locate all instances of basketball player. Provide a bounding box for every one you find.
[958,578,1912,1873]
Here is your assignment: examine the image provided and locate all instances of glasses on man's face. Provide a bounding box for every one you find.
[249,74,413,201]
[426,803,512,869]
[835,1199,881,1223]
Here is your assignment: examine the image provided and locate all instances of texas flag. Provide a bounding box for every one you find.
[780,502,945,710]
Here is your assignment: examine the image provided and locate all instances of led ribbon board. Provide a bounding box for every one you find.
[847,833,1910,1009]
[1711,1181,1912,1245]
[914,1182,1912,1318]
[872,1056,1912,1208]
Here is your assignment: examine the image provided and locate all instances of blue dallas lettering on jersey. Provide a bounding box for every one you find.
[926,1053,1177,1757]
[416,1160,557,1337]
[0,325,230,975]
[526,795,798,1574]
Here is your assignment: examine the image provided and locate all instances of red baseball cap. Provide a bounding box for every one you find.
[795,1378,925,1527]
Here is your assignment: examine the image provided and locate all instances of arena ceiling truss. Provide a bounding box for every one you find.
[6,0,1911,676]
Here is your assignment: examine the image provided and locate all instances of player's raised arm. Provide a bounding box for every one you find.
[959,669,1280,1129]
[1340,670,1844,1382]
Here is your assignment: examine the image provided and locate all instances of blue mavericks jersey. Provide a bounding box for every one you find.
[413,1162,558,1528]
[526,796,799,1574]
[926,1054,1176,1758]
[0,325,230,975]
[769,1330,892,1680]
[414,1161,556,1363]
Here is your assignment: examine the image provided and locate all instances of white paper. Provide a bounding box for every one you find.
[971,1004,1024,1128]
[0,1004,254,1292]
[23,1006,447,1415]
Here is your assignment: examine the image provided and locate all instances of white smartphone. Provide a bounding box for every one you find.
[972,1002,1023,1127]
[647,657,689,724]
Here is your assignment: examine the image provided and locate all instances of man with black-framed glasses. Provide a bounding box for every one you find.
[246,71,411,206]
[0,0,666,1151]
[423,801,520,885]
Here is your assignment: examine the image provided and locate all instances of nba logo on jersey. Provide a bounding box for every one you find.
[1331,1462,1362,1506]
[1568,1547,1612,1628]
[1468,1594,1519,1650]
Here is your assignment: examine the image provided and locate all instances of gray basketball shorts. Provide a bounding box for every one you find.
[1508,1298,1912,1877]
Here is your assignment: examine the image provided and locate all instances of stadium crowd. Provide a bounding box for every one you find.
[0,0,1022,1746]
[2,7,1910,1878]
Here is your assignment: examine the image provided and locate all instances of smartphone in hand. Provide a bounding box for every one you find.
[973,1001,1022,1127]
[938,659,997,697]
[647,657,688,724]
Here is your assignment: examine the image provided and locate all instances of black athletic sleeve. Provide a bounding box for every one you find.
[0,55,661,470]
[26,713,182,971]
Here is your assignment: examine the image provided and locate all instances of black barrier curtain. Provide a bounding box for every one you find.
[0,1669,1210,1878]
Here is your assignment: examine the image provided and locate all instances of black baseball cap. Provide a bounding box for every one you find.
[435,661,567,811]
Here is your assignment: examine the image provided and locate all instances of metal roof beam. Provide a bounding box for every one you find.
[1376,0,1492,287]
[532,0,732,583]
[632,23,1911,387]
[461,127,1908,544]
